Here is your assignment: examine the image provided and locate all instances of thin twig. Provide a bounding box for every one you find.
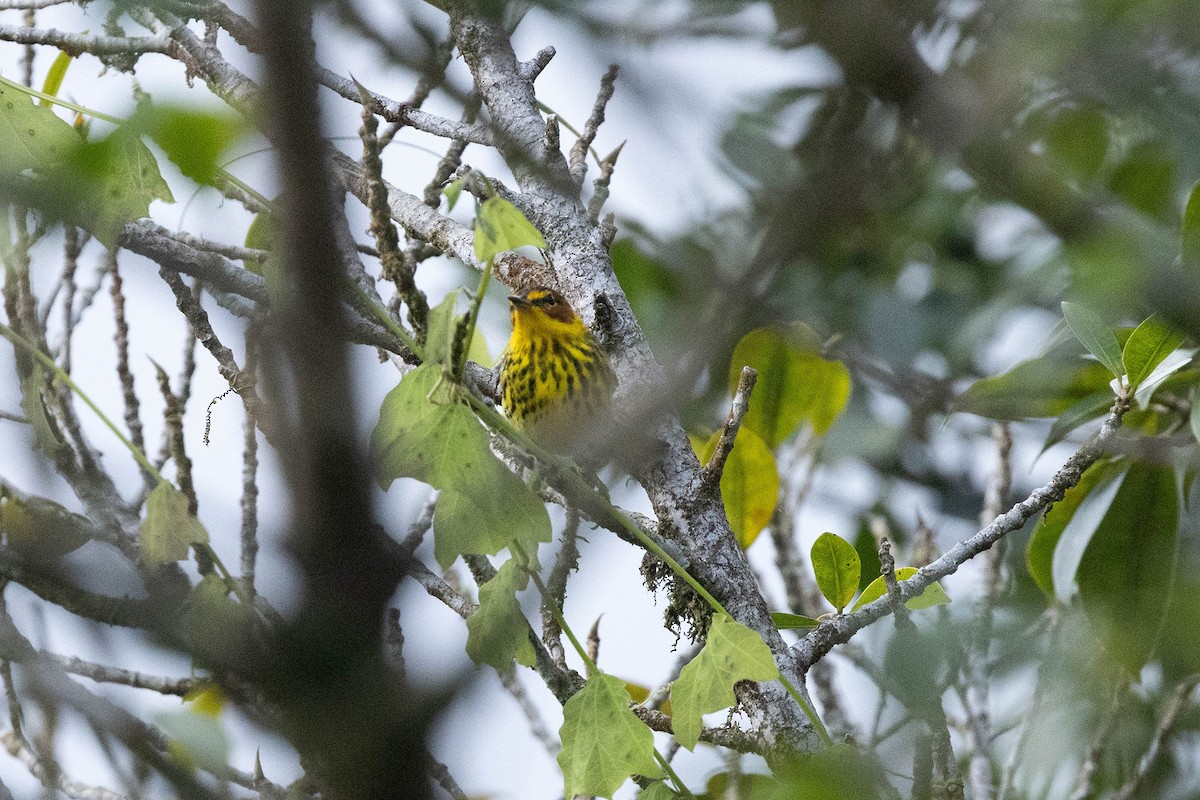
[569,64,618,185]
[106,249,149,479]
[42,654,199,697]
[795,397,1129,669]
[700,366,757,490]
[1111,674,1200,800]
[157,267,278,446]
[0,23,174,56]
[542,509,580,671]
[965,422,1011,800]
[1069,679,1129,800]
[496,668,558,756]
[239,321,260,593]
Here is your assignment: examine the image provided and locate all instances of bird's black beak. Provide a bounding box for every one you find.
[507,294,530,308]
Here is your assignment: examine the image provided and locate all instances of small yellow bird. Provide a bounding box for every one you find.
[499,287,617,455]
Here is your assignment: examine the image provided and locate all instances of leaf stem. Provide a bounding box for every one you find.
[653,750,694,798]
[778,673,833,747]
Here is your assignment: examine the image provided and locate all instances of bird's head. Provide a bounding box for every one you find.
[507,287,583,334]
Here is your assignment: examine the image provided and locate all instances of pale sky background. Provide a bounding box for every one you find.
[0,2,1075,798]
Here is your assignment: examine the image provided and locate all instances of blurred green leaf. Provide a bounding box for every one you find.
[728,325,850,445]
[135,105,244,186]
[1078,462,1179,673]
[670,614,779,750]
[465,558,536,669]
[851,567,950,612]
[692,427,779,548]
[1109,140,1175,219]
[1026,460,1121,600]
[66,126,174,247]
[771,612,820,630]
[956,356,1112,421]
[559,674,662,798]
[18,365,66,460]
[1062,301,1124,379]
[140,482,207,569]
[1045,105,1109,180]
[1122,314,1185,390]
[1044,390,1113,452]
[0,488,91,561]
[810,532,860,613]
[1183,180,1200,267]
[474,196,545,263]
[771,745,892,800]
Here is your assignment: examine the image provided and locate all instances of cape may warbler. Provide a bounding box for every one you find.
[499,287,617,454]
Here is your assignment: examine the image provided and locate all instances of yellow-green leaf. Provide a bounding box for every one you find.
[465,559,536,669]
[140,482,208,569]
[558,674,663,798]
[810,532,860,613]
[39,51,73,106]
[850,567,950,612]
[670,615,779,750]
[728,325,850,446]
[0,488,91,561]
[372,363,551,568]
[474,196,546,263]
[0,80,79,178]
[693,427,779,548]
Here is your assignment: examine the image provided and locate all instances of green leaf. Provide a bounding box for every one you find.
[637,782,677,800]
[728,325,850,446]
[137,105,244,186]
[0,488,91,561]
[1045,105,1109,179]
[558,673,663,798]
[473,196,546,263]
[424,290,462,367]
[372,364,550,568]
[955,356,1113,421]
[434,477,550,572]
[692,427,779,548]
[1026,460,1121,600]
[670,615,779,750]
[1122,314,1185,390]
[810,532,860,613]
[140,482,208,569]
[465,559,536,669]
[1062,302,1124,379]
[442,178,463,212]
[1078,463,1179,673]
[18,364,66,460]
[67,126,175,247]
[1183,180,1200,268]
[771,612,820,630]
[40,51,73,106]
[1043,390,1113,452]
[180,573,256,659]
[0,80,79,178]
[1109,140,1175,220]
[850,567,951,612]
